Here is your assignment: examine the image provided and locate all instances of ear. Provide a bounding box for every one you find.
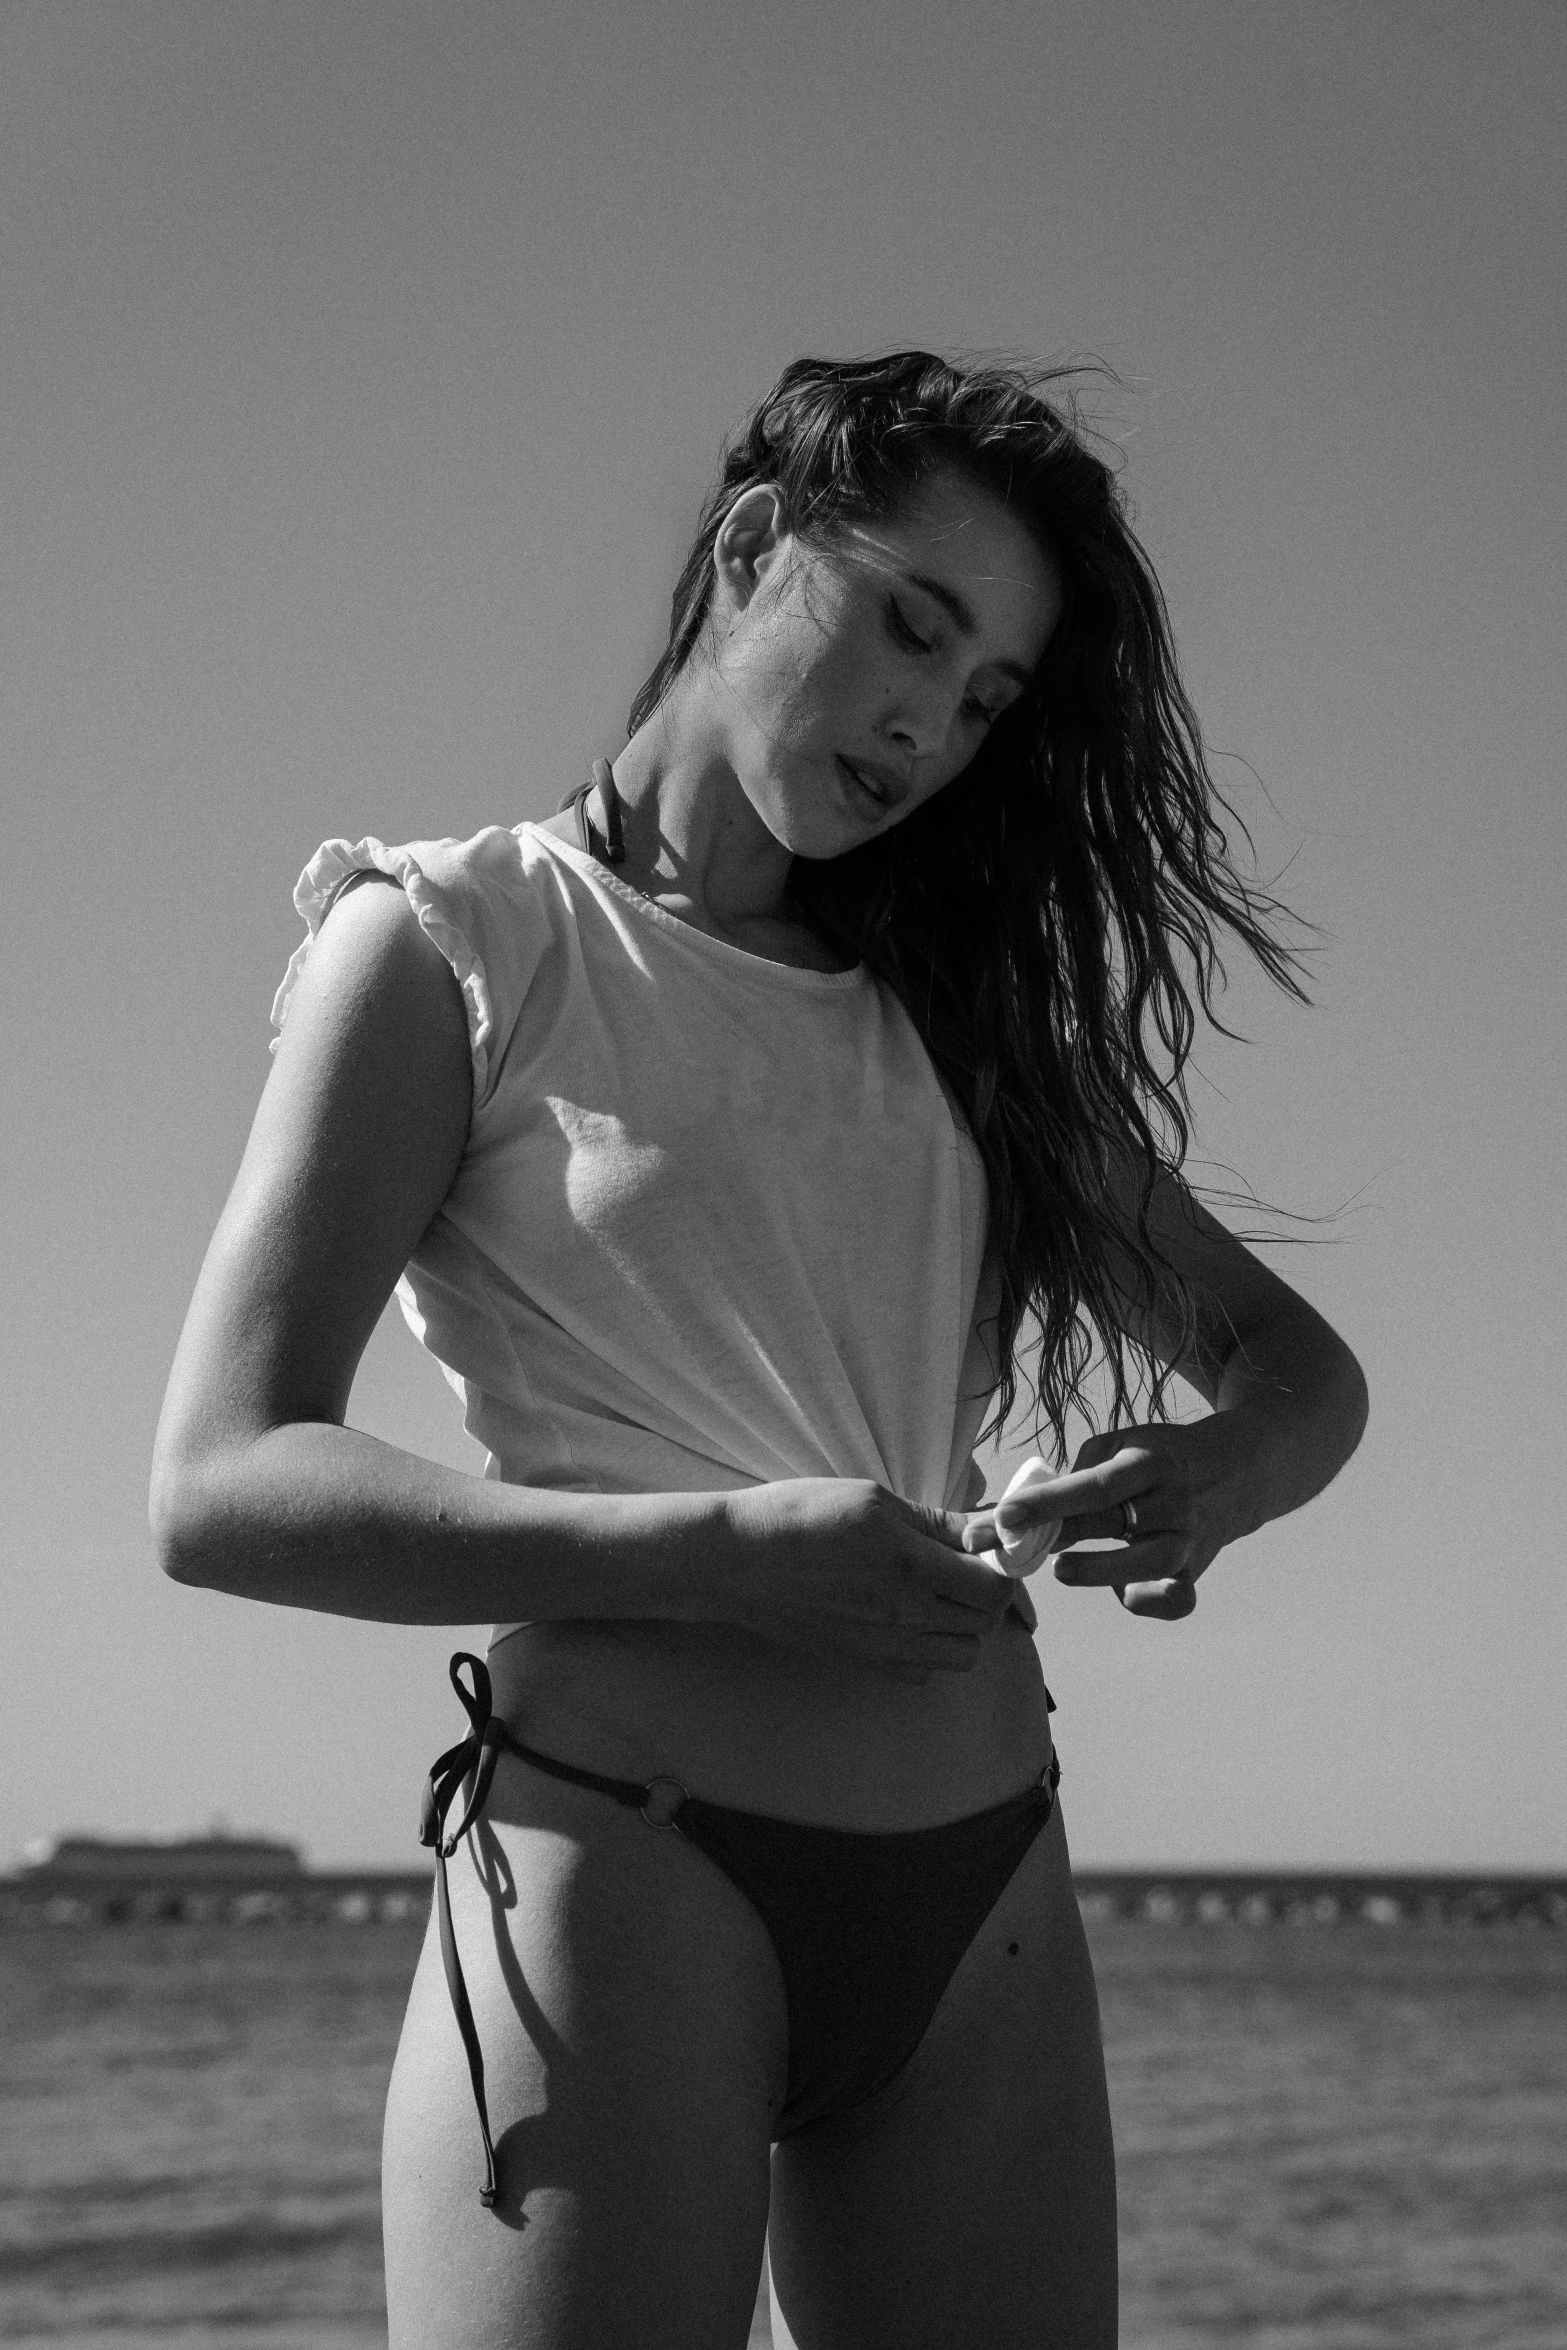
[711,483,791,619]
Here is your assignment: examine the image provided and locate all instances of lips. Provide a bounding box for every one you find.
[836,754,895,814]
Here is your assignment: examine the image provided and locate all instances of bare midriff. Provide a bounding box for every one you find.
[485,1613,1053,1832]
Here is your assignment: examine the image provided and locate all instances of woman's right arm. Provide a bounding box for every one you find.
[149,876,1007,1669]
[149,875,730,1625]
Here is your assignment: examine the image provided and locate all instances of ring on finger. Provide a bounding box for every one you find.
[1116,1497,1139,1540]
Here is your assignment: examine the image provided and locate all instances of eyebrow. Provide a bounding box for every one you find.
[902,570,1035,687]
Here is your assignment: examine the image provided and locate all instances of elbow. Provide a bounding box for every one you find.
[1334,1340,1370,1465]
[148,1442,222,1587]
[148,1467,200,1585]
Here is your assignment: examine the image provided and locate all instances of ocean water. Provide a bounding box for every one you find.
[1097,1922,1567,2348]
[1,1912,1562,2348]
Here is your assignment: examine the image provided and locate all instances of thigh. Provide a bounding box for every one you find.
[767,1798,1116,2350]
[382,1758,787,2350]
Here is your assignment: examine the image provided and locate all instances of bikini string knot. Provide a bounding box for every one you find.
[419,1652,505,2207]
[419,1653,508,1859]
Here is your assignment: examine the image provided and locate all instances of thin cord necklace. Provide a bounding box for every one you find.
[558,758,626,866]
[556,758,853,973]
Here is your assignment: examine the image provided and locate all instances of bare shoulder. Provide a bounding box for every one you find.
[152,868,476,1480]
[244,866,475,1287]
[276,868,468,1059]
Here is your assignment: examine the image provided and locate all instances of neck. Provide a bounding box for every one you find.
[608,681,796,937]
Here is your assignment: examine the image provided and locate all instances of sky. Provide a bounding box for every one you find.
[3,0,1563,1873]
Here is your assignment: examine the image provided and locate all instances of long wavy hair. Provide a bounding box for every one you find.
[628,351,1303,1452]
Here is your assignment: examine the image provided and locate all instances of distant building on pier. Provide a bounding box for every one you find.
[21,1830,305,1881]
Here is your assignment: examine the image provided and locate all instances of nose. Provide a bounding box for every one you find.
[882,681,968,773]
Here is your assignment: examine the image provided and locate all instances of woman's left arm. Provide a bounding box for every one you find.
[970,1174,1369,1620]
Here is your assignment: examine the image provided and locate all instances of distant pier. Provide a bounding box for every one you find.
[0,1867,433,1929]
[0,1830,432,1929]
[1071,1870,1567,1929]
[1,1863,1562,1931]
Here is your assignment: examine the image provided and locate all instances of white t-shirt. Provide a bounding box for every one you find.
[273,821,1026,1641]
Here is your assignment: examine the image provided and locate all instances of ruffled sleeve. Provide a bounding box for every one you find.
[270,829,544,1114]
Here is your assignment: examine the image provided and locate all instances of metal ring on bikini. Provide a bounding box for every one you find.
[640,1775,690,1830]
[1117,1498,1139,1540]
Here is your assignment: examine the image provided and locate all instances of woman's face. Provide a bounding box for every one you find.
[707,466,1063,858]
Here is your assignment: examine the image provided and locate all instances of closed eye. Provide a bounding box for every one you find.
[888,599,932,654]
[892,596,1009,727]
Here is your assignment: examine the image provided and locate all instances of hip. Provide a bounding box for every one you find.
[484,1611,1052,1831]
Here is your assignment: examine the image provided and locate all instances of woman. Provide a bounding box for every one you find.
[152,351,1368,2348]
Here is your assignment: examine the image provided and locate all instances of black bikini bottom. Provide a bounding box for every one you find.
[421,1653,1061,2207]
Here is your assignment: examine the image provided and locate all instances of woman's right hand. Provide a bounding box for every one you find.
[714,1478,1015,1683]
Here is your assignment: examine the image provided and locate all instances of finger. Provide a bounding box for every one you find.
[1016,1455,1150,1521]
[992,1505,1063,1565]
[958,1510,1000,1552]
[918,1549,1019,1614]
[1053,1534,1187,1589]
[1054,1504,1149,1546]
[876,1621,988,1672]
[925,1589,1013,1641]
[1117,1574,1197,1621]
[957,1459,1069,1551]
[913,1504,992,1552]
[956,1511,1055,1578]
[914,1630,987,1671]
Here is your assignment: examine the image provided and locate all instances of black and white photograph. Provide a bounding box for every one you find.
[2,5,1562,2345]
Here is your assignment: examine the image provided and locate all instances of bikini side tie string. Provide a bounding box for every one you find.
[418,1653,512,2207]
[419,1652,686,2207]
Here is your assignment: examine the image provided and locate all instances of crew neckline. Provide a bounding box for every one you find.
[523,822,870,992]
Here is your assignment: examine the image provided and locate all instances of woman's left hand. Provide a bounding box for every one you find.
[961,1416,1256,1621]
